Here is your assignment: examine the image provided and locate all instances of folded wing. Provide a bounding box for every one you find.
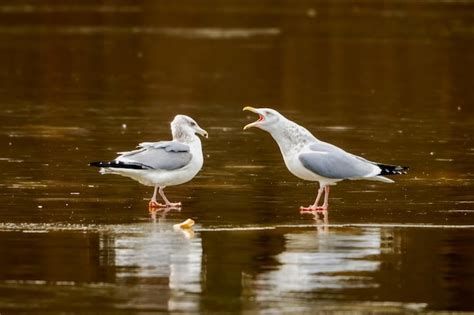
[299,142,380,179]
[116,141,192,170]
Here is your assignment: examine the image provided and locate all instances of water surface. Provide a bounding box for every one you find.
[0,1,473,313]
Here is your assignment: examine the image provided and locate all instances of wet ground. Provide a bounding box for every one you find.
[0,1,473,313]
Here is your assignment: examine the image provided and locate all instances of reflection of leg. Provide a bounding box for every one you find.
[301,206,329,232]
[149,206,181,222]
[316,209,328,223]
[159,187,181,207]
[316,210,329,233]
[149,208,157,222]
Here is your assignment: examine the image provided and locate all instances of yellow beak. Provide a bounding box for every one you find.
[243,106,260,130]
[196,127,208,138]
[243,106,257,112]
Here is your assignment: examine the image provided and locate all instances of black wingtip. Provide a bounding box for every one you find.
[377,164,409,176]
[89,161,148,170]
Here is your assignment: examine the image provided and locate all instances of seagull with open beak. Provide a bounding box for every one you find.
[243,106,408,211]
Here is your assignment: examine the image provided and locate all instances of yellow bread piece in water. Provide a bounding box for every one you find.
[174,218,195,230]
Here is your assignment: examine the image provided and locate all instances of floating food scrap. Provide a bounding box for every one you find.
[173,218,195,230]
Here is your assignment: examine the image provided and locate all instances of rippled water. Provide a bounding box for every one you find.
[0,1,473,313]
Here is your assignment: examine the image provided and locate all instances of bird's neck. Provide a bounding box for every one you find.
[186,135,204,166]
[174,132,200,145]
[268,119,317,155]
[172,124,195,143]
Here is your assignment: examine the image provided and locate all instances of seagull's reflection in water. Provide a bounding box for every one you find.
[254,226,382,301]
[108,209,201,312]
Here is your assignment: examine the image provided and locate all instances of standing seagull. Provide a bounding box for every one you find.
[243,107,408,211]
[90,115,207,209]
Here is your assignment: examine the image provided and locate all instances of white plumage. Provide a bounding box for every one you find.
[90,115,207,209]
[243,107,408,211]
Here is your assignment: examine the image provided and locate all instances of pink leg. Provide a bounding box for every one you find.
[313,187,323,207]
[148,186,162,209]
[158,187,181,208]
[300,185,327,212]
[320,186,330,210]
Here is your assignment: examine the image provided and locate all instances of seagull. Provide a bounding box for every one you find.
[243,107,408,211]
[90,115,207,209]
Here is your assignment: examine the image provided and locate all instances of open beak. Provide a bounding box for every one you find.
[243,106,265,130]
[196,126,208,138]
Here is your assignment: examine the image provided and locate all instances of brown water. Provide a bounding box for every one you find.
[0,1,473,313]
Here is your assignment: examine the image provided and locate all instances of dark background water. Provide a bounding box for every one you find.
[0,1,473,313]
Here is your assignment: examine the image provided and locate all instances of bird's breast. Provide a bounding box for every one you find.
[282,152,320,181]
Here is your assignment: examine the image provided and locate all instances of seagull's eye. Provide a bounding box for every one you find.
[190,121,196,126]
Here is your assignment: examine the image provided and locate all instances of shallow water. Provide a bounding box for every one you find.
[0,1,473,313]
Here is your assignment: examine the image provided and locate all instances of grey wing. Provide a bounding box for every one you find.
[137,141,190,152]
[299,142,379,179]
[116,141,192,170]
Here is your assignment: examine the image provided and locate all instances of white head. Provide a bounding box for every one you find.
[243,107,286,133]
[243,107,317,152]
[171,115,208,141]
